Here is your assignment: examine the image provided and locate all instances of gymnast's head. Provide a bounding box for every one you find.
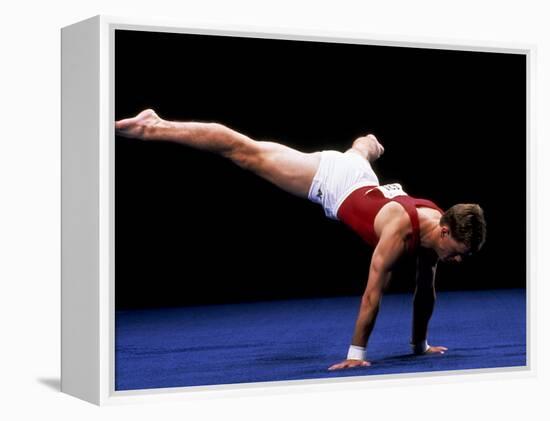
[436,204,486,263]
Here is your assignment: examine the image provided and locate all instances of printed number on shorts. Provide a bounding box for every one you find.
[377,183,407,199]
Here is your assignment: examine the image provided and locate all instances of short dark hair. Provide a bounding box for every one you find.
[440,204,487,252]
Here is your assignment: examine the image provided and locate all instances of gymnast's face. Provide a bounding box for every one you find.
[438,226,470,263]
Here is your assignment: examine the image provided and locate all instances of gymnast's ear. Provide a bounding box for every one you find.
[440,225,450,237]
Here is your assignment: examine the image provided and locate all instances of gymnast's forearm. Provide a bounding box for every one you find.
[411,286,435,344]
[351,291,381,348]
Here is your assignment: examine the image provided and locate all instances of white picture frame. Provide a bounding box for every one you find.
[61,14,534,406]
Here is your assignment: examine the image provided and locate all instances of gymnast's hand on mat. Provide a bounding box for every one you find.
[424,345,448,355]
[328,359,371,371]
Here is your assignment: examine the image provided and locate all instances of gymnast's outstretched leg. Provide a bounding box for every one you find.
[115,109,321,198]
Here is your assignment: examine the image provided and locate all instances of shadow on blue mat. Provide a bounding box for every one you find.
[115,289,526,391]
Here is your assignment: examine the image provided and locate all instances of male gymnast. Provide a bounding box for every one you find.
[115,109,487,370]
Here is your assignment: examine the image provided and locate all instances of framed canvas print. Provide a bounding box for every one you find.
[61,15,532,405]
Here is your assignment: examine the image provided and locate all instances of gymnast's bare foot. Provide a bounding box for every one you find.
[115,109,169,140]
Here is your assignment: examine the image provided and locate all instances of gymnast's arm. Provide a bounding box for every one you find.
[411,254,448,355]
[328,223,406,370]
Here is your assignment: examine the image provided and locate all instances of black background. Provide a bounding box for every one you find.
[115,30,526,309]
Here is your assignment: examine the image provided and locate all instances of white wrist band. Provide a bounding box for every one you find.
[411,340,430,354]
[347,345,366,360]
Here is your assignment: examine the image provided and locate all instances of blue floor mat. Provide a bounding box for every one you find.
[115,289,526,391]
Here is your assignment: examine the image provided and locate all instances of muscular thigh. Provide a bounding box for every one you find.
[238,141,321,198]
